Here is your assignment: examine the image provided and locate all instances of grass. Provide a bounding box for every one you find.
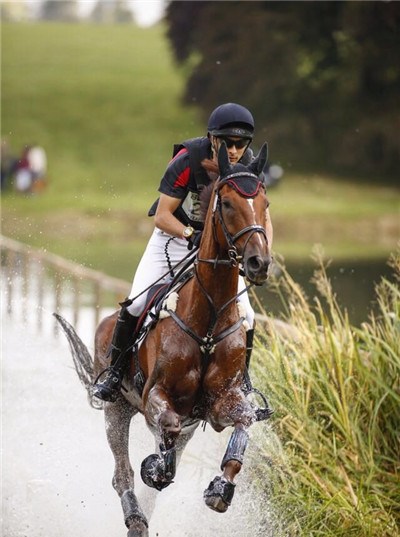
[1,21,200,275]
[249,247,400,536]
[1,22,201,201]
[1,22,399,281]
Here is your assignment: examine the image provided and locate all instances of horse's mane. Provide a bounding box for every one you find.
[199,159,219,220]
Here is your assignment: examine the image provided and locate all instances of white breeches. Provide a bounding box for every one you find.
[127,227,255,329]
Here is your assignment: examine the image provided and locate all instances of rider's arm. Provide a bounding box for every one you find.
[154,149,193,239]
[154,193,188,239]
[265,207,273,248]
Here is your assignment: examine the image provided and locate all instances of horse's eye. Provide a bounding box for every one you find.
[222,199,232,210]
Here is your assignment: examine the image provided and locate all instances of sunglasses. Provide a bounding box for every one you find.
[218,136,250,149]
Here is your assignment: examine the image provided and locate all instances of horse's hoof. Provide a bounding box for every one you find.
[203,475,235,513]
[204,494,230,513]
[140,454,173,491]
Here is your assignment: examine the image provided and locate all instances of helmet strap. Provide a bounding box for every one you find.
[211,136,219,162]
[238,140,252,162]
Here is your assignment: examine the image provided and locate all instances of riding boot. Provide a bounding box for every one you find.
[242,329,274,421]
[242,329,255,395]
[92,303,139,403]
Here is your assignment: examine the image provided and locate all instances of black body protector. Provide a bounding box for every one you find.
[148,137,254,228]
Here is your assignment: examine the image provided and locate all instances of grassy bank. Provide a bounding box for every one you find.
[2,22,399,280]
[250,248,400,536]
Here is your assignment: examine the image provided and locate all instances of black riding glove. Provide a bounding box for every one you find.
[186,230,202,250]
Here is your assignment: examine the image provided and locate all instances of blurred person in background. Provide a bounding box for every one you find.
[27,144,47,192]
[14,145,33,193]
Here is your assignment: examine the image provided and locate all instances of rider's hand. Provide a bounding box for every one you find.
[186,230,202,250]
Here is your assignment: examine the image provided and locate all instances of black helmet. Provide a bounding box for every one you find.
[207,103,254,139]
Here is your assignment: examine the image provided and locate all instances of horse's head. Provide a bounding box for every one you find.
[212,142,272,285]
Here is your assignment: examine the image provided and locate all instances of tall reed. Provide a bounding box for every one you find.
[250,247,400,536]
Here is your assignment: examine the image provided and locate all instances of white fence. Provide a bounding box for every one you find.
[1,235,130,336]
[1,235,275,341]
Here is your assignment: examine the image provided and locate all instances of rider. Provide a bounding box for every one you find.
[92,103,273,402]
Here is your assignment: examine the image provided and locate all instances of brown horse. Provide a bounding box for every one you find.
[55,142,272,537]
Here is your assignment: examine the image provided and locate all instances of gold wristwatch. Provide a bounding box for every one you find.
[182,225,194,239]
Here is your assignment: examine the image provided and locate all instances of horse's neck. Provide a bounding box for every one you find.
[184,185,239,327]
[190,227,239,323]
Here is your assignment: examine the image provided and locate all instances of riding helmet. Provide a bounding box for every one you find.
[207,103,254,139]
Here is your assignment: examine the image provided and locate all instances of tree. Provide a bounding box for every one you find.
[89,0,133,24]
[40,0,79,22]
[165,1,400,178]
[1,1,30,22]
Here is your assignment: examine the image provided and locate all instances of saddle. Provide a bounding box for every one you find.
[135,268,194,340]
[129,269,194,395]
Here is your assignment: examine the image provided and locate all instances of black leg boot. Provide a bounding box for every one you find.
[242,328,255,395]
[92,304,139,403]
[242,329,274,422]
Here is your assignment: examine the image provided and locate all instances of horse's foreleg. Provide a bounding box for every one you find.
[104,399,148,537]
[141,385,182,491]
[221,424,249,481]
[204,423,249,513]
[145,385,182,441]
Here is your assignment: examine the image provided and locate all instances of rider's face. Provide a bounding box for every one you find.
[211,136,249,164]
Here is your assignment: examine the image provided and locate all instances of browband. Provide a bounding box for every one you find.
[221,172,258,181]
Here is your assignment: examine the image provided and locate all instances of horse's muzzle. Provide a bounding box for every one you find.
[244,254,271,285]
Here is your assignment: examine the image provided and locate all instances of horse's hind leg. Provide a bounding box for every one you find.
[104,398,148,537]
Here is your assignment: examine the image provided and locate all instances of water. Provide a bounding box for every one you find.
[3,253,390,535]
[258,258,393,326]
[1,276,278,537]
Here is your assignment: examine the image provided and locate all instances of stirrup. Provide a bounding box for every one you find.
[243,383,274,422]
[92,367,123,403]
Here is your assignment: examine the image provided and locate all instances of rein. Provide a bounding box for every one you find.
[166,173,266,360]
[129,248,197,304]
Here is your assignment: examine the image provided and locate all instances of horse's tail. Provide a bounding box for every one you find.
[53,313,103,410]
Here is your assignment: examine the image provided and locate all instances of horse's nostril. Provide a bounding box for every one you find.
[245,254,271,279]
[248,256,261,271]
[247,255,268,273]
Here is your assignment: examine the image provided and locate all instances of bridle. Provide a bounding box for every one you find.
[163,171,270,358]
[198,172,268,269]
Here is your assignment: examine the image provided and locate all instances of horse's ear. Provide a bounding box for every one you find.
[249,142,268,176]
[218,142,231,177]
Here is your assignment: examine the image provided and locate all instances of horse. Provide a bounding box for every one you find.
[55,142,272,537]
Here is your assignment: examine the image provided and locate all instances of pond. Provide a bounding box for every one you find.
[257,257,394,326]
